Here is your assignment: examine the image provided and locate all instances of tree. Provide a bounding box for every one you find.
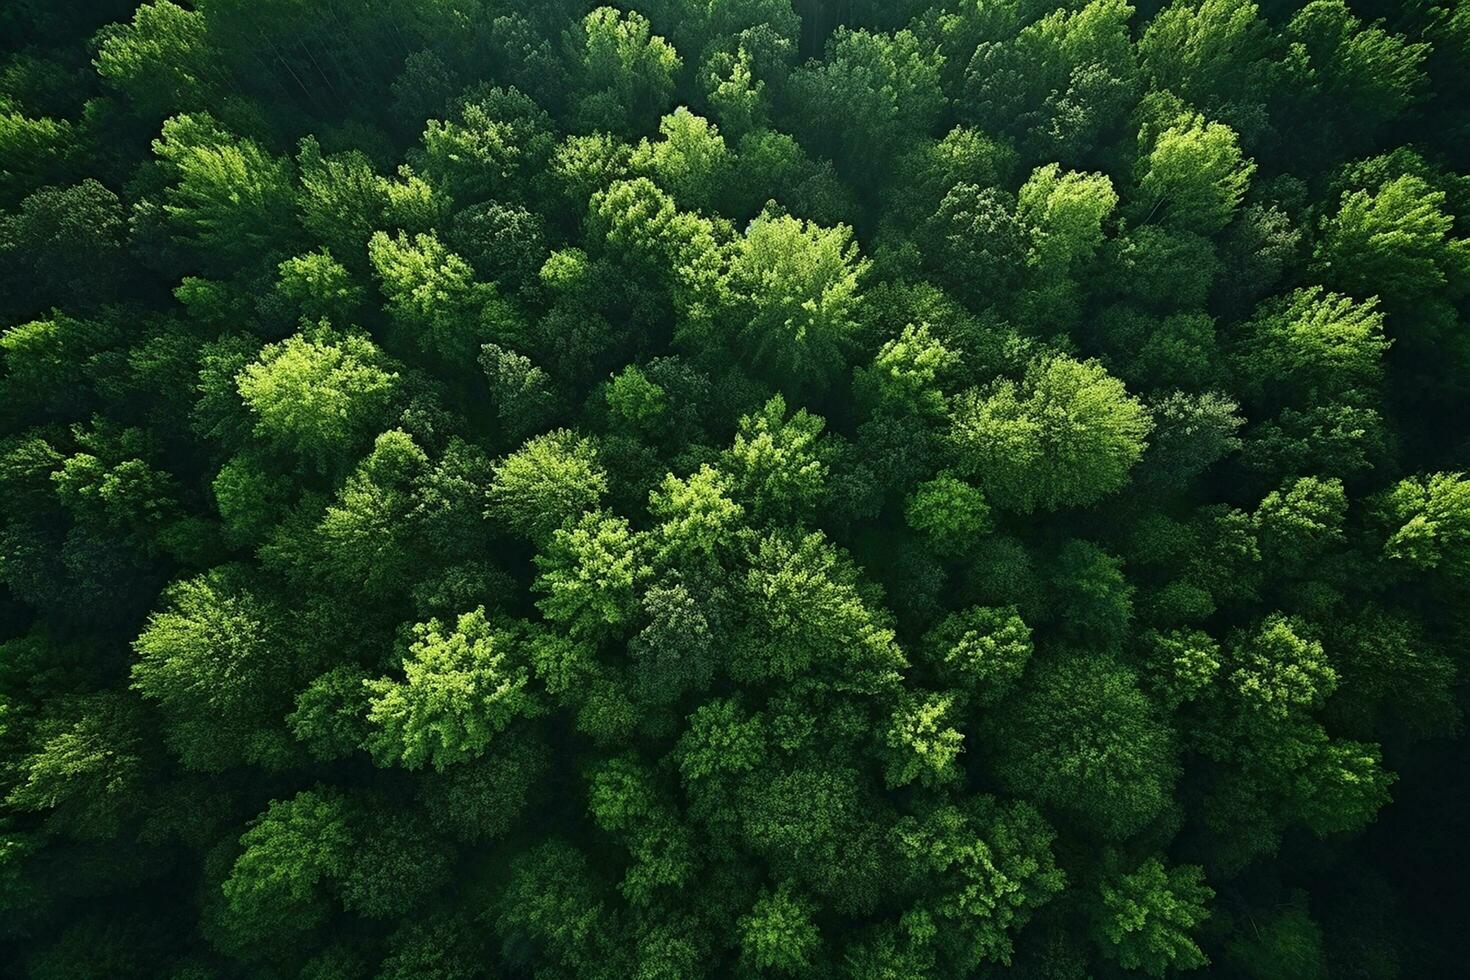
[5,691,145,841]
[855,322,957,418]
[1091,857,1213,977]
[1231,286,1388,410]
[988,653,1178,839]
[648,464,743,564]
[487,429,607,542]
[570,7,682,135]
[963,0,1139,162]
[151,113,299,272]
[1283,0,1429,139]
[364,607,540,771]
[1374,472,1470,584]
[904,471,992,556]
[311,429,428,598]
[949,354,1152,513]
[235,329,397,473]
[1139,0,1275,128]
[721,208,869,391]
[731,531,903,687]
[419,86,555,204]
[1313,175,1470,307]
[738,882,822,974]
[0,180,124,312]
[789,28,945,169]
[93,1,222,119]
[220,789,352,944]
[131,565,299,771]
[720,395,831,525]
[276,249,364,324]
[890,797,1066,973]
[920,605,1033,705]
[1017,163,1118,321]
[533,509,648,639]
[368,229,505,360]
[631,107,733,214]
[881,692,965,788]
[1254,476,1347,567]
[1133,111,1255,234]
[1226,614,1337,721]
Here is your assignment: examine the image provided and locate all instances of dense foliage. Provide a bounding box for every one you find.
[2,1,1468,976]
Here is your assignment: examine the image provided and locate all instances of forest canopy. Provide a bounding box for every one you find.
[1,0,1468,977]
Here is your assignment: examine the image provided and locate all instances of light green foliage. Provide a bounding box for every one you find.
[700,44,767,137]
[0,102,74,205]
[722,208,870,390]
[533,510,648,639]
[1018,163,1118,276]
[648,464,743,563]
[1254,476,1347,562]
[732,531,904,686]
[1232,286,1388,407]
[950,355,1152,513]
[856,322,957,417]
[720,395,830,524]
[922,605,1033,704]
[631,108,732,213]
[738,882,822,973]
[313,430,428,597]
[882,692,964,788]
[904,471,992,555]
[573,7,682,134]
[277,249,364,323]
[1314,175,1470,305]
[588,177,722,316]
[1376,472,1470,583]
[222,790,352,940]
[131,566,296,771]
[94,1,220,117]
[552,133,633,206]
[1227,614,1337,720]
[1135,112,1255,233]
[487,429,607,542]
[235,330,397,471]
[1092,857,1213,976]
[368,230,502,360]
[364,607,539,771]
[152,113,297,268]
[604,364,668,430]
[891,797,1066,972]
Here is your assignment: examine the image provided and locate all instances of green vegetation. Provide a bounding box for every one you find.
[2,0,1467,975]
